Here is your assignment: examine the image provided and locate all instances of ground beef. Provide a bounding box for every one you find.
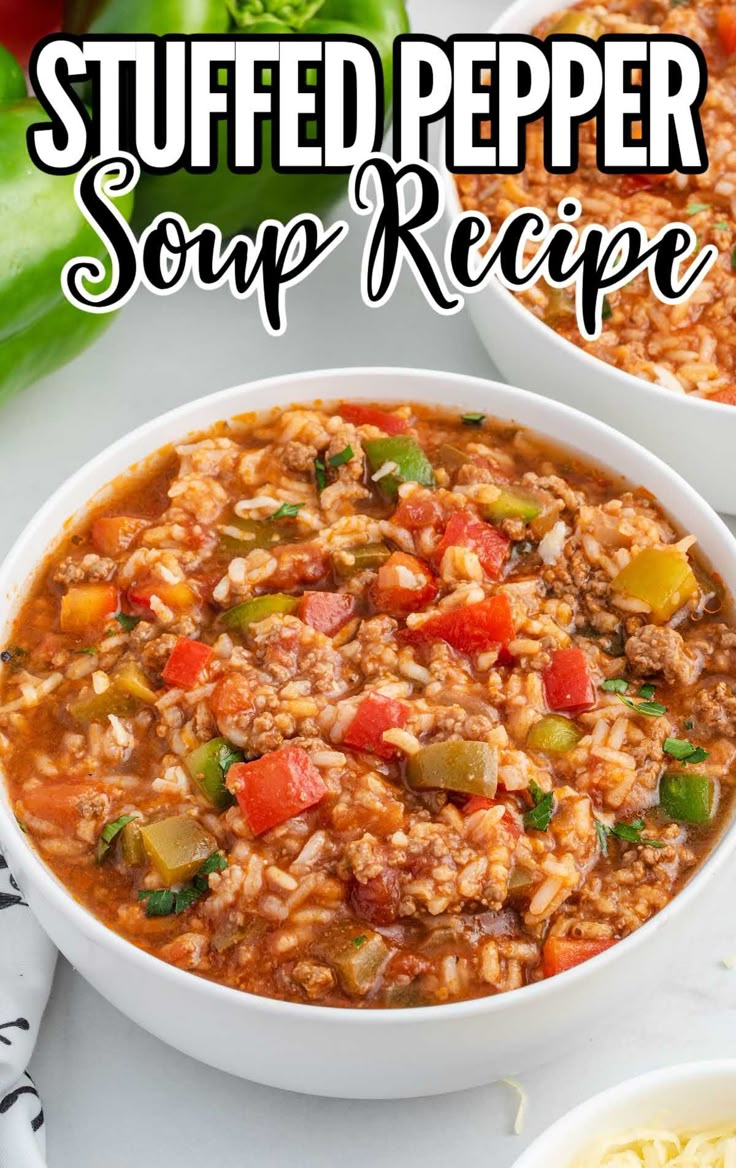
[52,554,117,585]
[625,624,702,686]
[281,440,319,474]
[694,679,736,736]
[139,634,179,682]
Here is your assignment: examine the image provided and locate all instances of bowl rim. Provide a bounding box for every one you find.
[1,364,736,1026]
[509,1058,736,1168]
[438,0,736,421]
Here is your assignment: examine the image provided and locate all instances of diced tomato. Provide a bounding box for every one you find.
[91,516,147,557]
[20,781,98,830]
[543,648,595,713]
[227,746,327,835]
[210,673,252,723]
[718,6,736,53]
[340,402,408,435]
[162,638,213,688]
[343,693,409,760]
[298,591,357,636]
[128,579,196,614]
[269,543,330,591]
[393,492,445,532]
[621,173,670,196]
[462,795,495,815]
[401,594,515,655]
[542,936,616,978]
[372,552,438,618]
[60,583,118,635]
[433,511,509,580]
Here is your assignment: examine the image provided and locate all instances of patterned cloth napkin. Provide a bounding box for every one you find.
[0,850,56,1168]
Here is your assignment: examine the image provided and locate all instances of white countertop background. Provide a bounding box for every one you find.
[1,0,734,1160]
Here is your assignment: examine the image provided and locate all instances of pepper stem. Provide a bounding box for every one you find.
[227,0,325,31]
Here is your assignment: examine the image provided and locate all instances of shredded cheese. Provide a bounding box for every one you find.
[577,1126,736,1168]
[500,1077,528,1136]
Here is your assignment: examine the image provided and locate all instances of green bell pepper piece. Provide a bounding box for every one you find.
[406,741,498,797]
[70,0,409,236]
[332,541,391,579]
[318,924,390,996]
[527,715,582,754]
[121,820,147,866]
[659,772,715,825]
[219,515,295,556]
[0,75,135,404]
[222,592,299,630]
[140,815,217,884]
[364,436,436,499]
[484,488,542,524]
[185,737,241,808]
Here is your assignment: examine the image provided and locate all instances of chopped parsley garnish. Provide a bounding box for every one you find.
[596,817,665,853]
[663,737,709,764]
[671,0,689,6]
[461,413,486,427]
[75,646,98,656]
[138,852,228,917]
[686,202,710,215]
[732,246,736,272]
[352,934,367,949]
[601,678,666,716]
[328,445,354,469]
[314,457,327,492]
[523,780,554,832]
[714,222,729,231]
[619,696,667,716]
[15,816,27,834]
[114,612,141,633]
[601,295,613,320]
[97,814,136,863]
[270,502,304,521]
[684,719,694,730]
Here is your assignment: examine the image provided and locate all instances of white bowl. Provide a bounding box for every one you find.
[1,367,736,1099]
[441,0,736,515]
[511,1060,736,1168]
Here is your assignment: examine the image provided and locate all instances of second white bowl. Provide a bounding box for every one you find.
[512,1060,736,1168]
[441,0,736,515]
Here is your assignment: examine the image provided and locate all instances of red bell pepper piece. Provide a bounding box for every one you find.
[92,516,147,557]
[392,492,445,532]
[227,746,327,836]
[542,648,595,713]
[343,693,409,760]
[401,594,515,655]
[162,638,213,688]
[542,936,616,978]
[718,6,736,52]
[433,511,509,579]
[298,591,357,636]
[340,402,408,435]
[372,552,438,618]
[621,172,670,196]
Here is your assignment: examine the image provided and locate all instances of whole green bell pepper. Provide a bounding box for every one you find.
[70,0,409,235]
[0,46,135,403]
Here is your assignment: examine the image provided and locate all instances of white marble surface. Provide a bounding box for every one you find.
[0,0,733,1161]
